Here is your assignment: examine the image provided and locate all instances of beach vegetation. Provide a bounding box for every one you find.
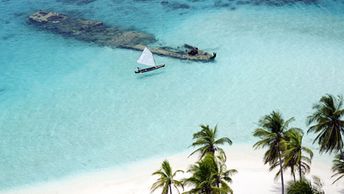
[183,154,236,194]
[189,124,232,160]
[286,176,324,194]
[331,154,344,184]
[307,94,344,155]
[253,111,296,194]
[152,125,236,194]
[283,128,313,181]
[151,160,184,194]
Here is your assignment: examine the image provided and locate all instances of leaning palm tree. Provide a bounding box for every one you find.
[332,154,344,184]
[284,129,313,181]
[189,124,232,160]
[151,160,184,194]
[183,154,236,194]
[307,94,344,154]
[253,111,295,194]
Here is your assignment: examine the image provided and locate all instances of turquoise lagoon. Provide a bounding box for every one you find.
[1,0,344,190]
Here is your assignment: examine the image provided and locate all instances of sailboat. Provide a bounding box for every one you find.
[135,47,165,74]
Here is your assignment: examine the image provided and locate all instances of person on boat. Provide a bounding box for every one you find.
[188,47,198,56]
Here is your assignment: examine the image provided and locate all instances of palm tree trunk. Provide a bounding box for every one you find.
[169,185,172,194]
[277,147,285,194]
[299,160,302,181]
[292,172,296,182]
[290,167,295,182]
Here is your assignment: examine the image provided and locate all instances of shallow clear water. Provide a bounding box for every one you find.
[1,0,344,190]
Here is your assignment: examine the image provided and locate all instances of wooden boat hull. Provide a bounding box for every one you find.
[135,64,165,74]
[28,11,216,62]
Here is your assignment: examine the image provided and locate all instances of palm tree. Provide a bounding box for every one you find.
[253,111,295,194]
[151,160,184,194]
[183,154,236,194]
[189,124,232,159]
[284,129,313,181]
[332,154,344,184]
[213,155,237,194]
[307,94,344,154]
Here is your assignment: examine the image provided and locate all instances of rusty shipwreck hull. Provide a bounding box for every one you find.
[28,11,216,62]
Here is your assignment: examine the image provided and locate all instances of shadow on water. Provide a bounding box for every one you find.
[136,71,165,79]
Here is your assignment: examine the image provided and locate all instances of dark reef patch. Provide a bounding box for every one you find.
[56,0,96,5]
[0,18,6,24]
[236,0,251,5]
[13,12,26,18]
[2,34,16,41]
[133,0,151,2]
[214,0,232,7]
[210,0,320,7]
[249,0,319,6]
[161,1,191,10]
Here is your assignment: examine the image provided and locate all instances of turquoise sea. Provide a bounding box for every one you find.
[1,0,344,191]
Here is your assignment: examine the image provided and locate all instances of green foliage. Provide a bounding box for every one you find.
[286,177,324,194]
[332,154,344,183]
[286,180,314,194]
[307,94,344,154]
[152,125,236,194]
[253,111,293,166]
[189,125,232,160]
[151,160,184,194]
[253,111,296,194]
[283,129,313,181]
[183,154,237,194]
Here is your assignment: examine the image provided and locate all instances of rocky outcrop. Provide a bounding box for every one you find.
[28,11,216,61]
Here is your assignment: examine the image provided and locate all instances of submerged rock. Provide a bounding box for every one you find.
[250,0,318,6]
[214,0,232,7]
[28,11,216,61]
[28,11,155,47]
[56,0,96,5]
[161,1,191,10]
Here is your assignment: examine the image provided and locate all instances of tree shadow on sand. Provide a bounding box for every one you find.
[270,182,283,194]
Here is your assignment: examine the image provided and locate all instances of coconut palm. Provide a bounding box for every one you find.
[151,160,184,194]
[284,129,313,181]
[332,154,344,184]
[183,154,217,194]
[213,155,237,194]
[253,111,295,194]
[307,94,344,154]
[183,154,236,194]
[189,124,232,160]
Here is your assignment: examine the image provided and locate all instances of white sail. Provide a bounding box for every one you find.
[137,47,156,67]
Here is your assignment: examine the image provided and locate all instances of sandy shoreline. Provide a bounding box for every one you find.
[2,144,342,194]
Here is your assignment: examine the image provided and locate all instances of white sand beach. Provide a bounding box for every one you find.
[2,144,342,194]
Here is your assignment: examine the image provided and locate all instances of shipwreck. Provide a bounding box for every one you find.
[28,11,216,61]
